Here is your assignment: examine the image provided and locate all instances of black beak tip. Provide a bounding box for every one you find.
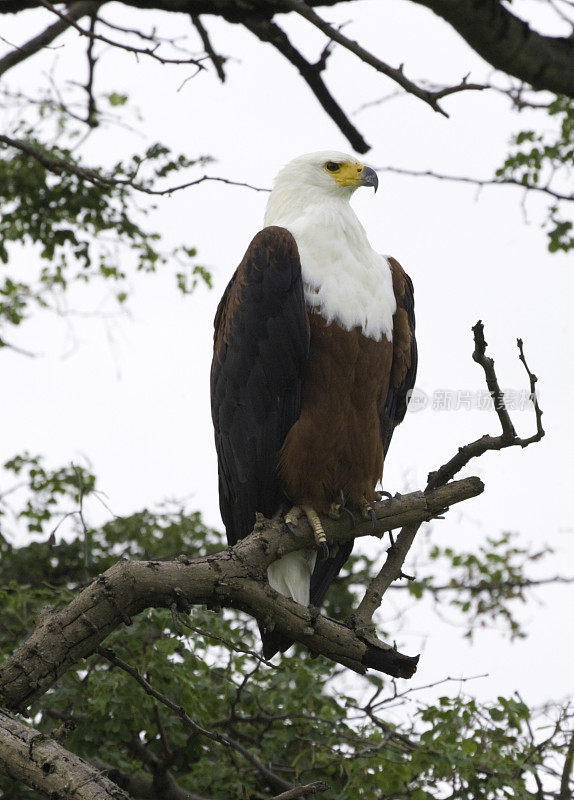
[361,165,379,193]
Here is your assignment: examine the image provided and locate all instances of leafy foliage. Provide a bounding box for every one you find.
[0,459,571,799]
[405,533,551,639]
[496,95,574,253]
[0,97,211,344]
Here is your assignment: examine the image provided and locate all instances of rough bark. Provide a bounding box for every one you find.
[0,710,130,800]
[2,1,574,100]
[0,478,483,710]
[410,0,574,97]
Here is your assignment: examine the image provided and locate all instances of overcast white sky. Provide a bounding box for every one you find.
[1,1,573,710]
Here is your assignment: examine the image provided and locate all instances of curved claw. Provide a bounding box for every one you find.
[368,508,377,530]
[341,506,356,529]
[286,521,305,539]
[379,490,393,501]
[318,541,329,561]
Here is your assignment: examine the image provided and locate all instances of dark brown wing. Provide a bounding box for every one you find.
[380,257,417,457]
[210,226,309,546]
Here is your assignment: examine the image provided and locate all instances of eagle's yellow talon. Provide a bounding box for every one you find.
[285,503,330,559]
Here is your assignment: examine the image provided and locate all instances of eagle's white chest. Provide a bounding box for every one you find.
[266,201,395,342]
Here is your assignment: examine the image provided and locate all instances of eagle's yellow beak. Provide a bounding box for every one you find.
[331,161,379,192]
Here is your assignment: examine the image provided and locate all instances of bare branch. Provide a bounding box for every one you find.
[36,0,206,69]
[244,17,369,153]
[191,14,226,82]
[349,322,544,631]
[0,1,102,79]
[376,164,574,203]
[280,0,486,117]
[0,709,129,800]
[390,575,574,594]
[83,12,99,127]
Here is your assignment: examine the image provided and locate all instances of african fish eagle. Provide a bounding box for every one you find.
[210,151,417,658]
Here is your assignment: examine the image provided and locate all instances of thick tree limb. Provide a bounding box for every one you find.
[410,0,574,98]
[0,478,482,711]
[0,710,130,800]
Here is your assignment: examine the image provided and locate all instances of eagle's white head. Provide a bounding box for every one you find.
[263,152,394,344]
[264,151,378,227]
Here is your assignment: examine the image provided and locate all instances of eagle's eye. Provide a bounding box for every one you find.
[324,161,340,172]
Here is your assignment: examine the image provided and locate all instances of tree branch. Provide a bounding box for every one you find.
[410,0,574,98]
[560,729,574,800]
[375,164,574,203]
[0,133,269,195]
[349,322,544,631]
[269,782,329,800]
[0,1,102,78]
[36,0,206,68]
[0,477,483,711]
[190,14,226,82]
[102,647,327,797]
[280,0,486,117]
[244,17,370,153]
[0,710,129,800]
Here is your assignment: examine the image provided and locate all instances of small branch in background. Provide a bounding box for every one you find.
[191,14,226,82]
[0,0,102,79]
[375,164,574,203]
[36,0,206,69]
[560,729,574,800]
[0,132,270,195]
[100,647,299,795]
[349,322,545,631]
[472,320,516,441]
[84,12,99,127]
[280,0,486,117]
[269,782,329,800]
[244,17,370,153]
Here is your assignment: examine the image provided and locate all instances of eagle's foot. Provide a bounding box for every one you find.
[285,504,329,560]
[359,498,377,530]
[285,506,305,538]
[329,499,356,528]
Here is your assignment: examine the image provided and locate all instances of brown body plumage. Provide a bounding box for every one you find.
[278,313,393,511]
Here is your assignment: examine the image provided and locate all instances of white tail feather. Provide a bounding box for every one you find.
[267,550,317,606]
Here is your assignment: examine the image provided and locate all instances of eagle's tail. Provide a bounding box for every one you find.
[259,542,354,659]
[259,626,293,660]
